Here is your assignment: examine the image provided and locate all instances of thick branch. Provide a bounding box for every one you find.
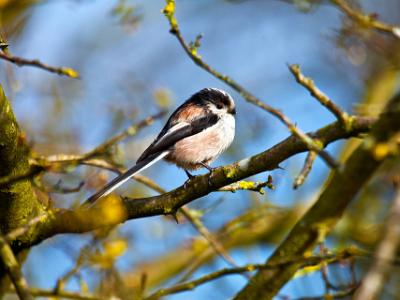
[0,85,46,294]
[234,93,400,300]
[16,115,374,251]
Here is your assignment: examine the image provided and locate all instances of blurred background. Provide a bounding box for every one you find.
[1,0,400,299]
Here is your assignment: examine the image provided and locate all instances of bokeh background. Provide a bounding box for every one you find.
[1,0,400,299]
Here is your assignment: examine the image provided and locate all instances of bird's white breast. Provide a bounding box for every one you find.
[166,113,235,170]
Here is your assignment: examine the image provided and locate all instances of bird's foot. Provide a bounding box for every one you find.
[199,163,216,187]
[183,169,194,189]
[185,169,194,179]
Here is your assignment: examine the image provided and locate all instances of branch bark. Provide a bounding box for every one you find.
[233,92,400,300]
[14,115,374,251]
[0,85,45,294]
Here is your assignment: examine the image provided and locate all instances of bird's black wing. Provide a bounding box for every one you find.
[137,113,219,163]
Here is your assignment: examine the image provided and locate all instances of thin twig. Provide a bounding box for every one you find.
[354,182,400,300]
[162,0,338,168]
[44,180,85,194]
[288,64,350,127]
[29,288,105,300]
[144,251,355,300]
[122,172,242,276]
[291,286,357,300]
[0,235,34,300]
[30,111,166,172]
[84,111,167,158]
[0,51,80,78]
[331,0,400,39]
[219,176,274,194]
[180,207,241,270]
[293,151,317,189]
[30,106,245,275]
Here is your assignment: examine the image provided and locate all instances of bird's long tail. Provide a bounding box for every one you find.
[83,151,169,205]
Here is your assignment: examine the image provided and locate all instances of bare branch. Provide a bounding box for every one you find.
[234,93,400,300]
[179,207,241,270]
[331,0,400,39]
[84,111,167,158]
[145,250,356,300]
[32,111,167,171]
[293,151,317,189]
[21,115,374,251]
[0,236,33,300]
[288,64,350,127]
[43,180,85,194]
[162,0,338,168]
[0,51,80,78]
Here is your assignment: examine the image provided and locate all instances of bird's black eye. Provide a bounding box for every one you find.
[216,103,223,109]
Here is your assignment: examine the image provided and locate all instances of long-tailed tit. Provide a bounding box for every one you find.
[85,88,236,204]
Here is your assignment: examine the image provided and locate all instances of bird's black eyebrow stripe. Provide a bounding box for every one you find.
[137,114,219,163]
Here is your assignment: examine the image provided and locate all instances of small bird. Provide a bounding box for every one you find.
[85,88,236,204]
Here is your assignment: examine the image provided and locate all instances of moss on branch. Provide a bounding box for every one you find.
[0,85,45,293]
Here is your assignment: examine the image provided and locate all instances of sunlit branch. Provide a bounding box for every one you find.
[32,111,166,171]
[234,92,400,300]
[179,207,241,270]
[288,64,350,127]
[162,0,338,168]
[331,0,400,39]
[144,250,356,300]
[25,115,375,251]
[0,51,80,78]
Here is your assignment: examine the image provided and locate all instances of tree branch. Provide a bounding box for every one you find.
[30,111,166,172]
[162,0,338,168]
[0,236,33,300]
[0,84,46,293]
[14,115,374,251]
[0,51,79,78]
[331,0,400,39]
[145,250,357,300]
[233,92,400,300]
[288,64,350,127]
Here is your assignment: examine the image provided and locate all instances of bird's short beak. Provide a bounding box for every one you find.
[230,107,237,115]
